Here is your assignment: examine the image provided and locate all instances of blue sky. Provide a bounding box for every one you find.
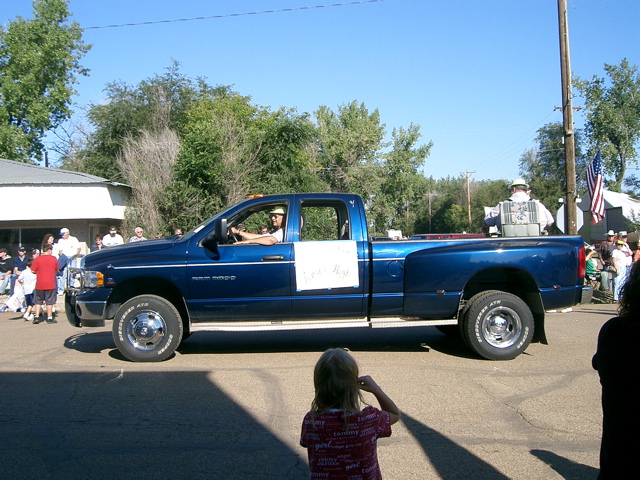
[3,0,639,182]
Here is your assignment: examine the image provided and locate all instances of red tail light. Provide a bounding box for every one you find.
[578,246,586,278]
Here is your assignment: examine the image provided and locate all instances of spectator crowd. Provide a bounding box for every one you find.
[586,229,637,302]
[0,226,151,319]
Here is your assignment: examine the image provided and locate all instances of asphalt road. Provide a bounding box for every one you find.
[0,302,612,480]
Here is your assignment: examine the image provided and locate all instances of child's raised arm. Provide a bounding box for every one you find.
[358,375,401,425]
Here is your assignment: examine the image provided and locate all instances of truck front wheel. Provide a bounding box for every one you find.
[461,290,534,360]
[112,295,183,362]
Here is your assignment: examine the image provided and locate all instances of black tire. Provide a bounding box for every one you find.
[461,290,534,360]
[64,293,81,327]
[112,295,183,362]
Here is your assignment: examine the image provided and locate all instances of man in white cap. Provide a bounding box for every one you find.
[483,178,555,233]
[57,228,81,258]
[103,226,124,247]
[231,206,286,245]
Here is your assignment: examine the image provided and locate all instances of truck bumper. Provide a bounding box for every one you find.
[72,289,109,327]
[76,300,107,327]
[580,285,594,304]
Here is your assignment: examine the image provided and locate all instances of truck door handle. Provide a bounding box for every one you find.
[262,255,285,261]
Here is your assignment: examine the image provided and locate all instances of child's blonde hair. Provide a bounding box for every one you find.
[311,349,364,419]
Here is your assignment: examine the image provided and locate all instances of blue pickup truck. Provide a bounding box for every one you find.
[65,193,592,362]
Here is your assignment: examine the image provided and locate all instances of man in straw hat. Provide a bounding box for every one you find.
[231,206,286,246]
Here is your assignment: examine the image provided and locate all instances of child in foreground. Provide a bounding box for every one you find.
[300,348,401,480]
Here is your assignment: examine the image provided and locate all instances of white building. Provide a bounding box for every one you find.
[579,189,640,243]
[0,158,130,255]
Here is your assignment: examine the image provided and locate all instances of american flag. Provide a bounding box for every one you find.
[587,151,605,224]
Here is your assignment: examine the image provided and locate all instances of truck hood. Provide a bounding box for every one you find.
[83,239,178,267]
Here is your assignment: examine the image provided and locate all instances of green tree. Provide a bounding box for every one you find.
[175,91,322,228]
[373,124,432,234]
[176,90,264,217]
[441,204,468,233]
[254,108,327,195]
[427,176,467,233]
[0,0,90,162]
[315,101,386,200]
[410,176,438,234]
[575,59,640,191]
[518,122,587,209]
[470,179,511,232]
[67,62,218,181]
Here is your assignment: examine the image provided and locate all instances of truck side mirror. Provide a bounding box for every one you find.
[214,218,228,243]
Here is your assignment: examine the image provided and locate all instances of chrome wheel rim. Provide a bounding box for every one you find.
[481,306,522,348]
[125,310,166,351]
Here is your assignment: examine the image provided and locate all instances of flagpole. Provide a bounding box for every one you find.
[558,0,577,235]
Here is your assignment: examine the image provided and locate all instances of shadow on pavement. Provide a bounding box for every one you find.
[0,371,308,480]
[530,449,599,480]
[62,325,479,360]
[64,331,114,354]
[401,413,600,480]
[402,412,510,480]
[178,326,478,359]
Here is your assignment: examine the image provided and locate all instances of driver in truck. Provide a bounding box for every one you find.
[231,206,286,245]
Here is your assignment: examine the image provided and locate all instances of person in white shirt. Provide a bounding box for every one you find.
[18,259,37,321]
[56,227,81,294]
[57,228,81,257]
[129,227,147,242]
[483,179,555,233]
[612,239,633,302]
[103,226,124,247]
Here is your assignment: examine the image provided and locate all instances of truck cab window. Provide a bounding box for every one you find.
[300,202,350,241]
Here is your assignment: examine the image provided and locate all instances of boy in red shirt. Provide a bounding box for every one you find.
[30,244,60,324]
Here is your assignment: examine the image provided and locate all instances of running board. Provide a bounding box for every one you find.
[189,317,458,333]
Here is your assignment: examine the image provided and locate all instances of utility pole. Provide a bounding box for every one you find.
[460,170,475,232]
[558,0,578,235]
[425,192,437,233]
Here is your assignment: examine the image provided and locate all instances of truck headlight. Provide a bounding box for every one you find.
[83,270,104,288]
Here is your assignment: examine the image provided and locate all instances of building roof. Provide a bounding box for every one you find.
[580,189,640,217]
[0,158,127,187]
[602,189,640,218]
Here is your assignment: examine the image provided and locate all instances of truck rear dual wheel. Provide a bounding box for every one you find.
[112,295,183,362]
[461,290,534,360]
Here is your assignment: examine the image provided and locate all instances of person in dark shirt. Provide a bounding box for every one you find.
[0,248,15,296]
[592,261,640,478]
[11,246,29,296]
[90,234,104,252]
[598,230,615,291]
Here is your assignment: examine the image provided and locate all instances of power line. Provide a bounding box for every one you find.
[470,110,558,171]
[84,1,385,30]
